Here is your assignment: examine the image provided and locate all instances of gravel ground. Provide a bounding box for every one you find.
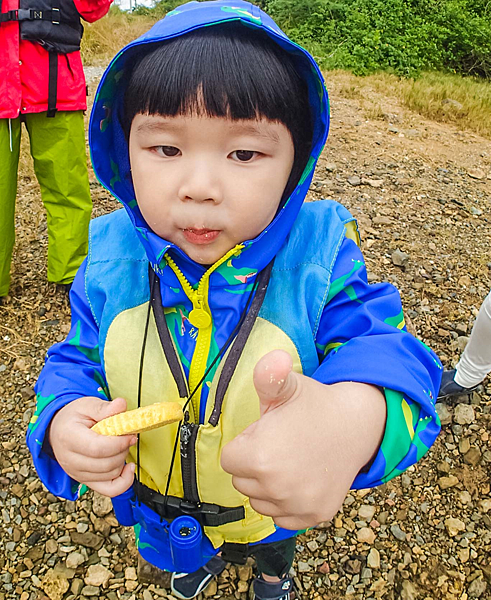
[0,71,490,600]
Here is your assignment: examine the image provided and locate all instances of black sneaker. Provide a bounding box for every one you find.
[438,369,480,401]
[253,575,296,600]
[171,555,226,600]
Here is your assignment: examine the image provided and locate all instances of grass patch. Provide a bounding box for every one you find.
[81,7,156,66]
[330,70,491,138]
[400,72,491,138]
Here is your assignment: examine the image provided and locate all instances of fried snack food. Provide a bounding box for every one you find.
[91,402,183,436]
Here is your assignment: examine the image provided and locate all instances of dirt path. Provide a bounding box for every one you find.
[0,72,490,600]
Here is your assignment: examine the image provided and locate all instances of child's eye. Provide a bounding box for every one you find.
[232,150,257,162]
[155,146,180,157]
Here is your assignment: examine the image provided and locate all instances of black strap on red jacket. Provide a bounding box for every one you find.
[47,50,58,117]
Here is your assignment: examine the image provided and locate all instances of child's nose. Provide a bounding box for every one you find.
[178,163,222,204]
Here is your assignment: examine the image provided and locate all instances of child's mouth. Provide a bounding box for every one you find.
[182,228,221,245]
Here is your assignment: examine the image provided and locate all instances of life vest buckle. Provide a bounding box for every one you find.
[16,9,31,20]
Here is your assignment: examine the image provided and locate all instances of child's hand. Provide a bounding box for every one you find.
[221,350,387,530]
[48,397,137,498]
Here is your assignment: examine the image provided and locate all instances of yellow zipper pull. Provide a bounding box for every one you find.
[188,300,211,329]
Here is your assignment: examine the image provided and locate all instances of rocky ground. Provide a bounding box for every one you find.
[1,70,490,600]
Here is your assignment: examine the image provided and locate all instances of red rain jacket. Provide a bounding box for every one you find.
[0,0,112,119]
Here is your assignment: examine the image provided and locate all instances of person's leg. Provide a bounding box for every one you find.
[0,118,22,297]
[25,111,91,285]
[252,537,297,600]
[455,292,491,387]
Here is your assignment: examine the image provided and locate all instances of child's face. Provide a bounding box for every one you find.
[129,113,295,265]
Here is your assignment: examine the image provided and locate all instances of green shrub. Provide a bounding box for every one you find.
[262,0,491,77]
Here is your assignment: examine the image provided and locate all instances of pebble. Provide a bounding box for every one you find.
[438,475,460,489]
[392,249,409,267]
[46,539,58,554]
[71,579,84,596]
[41,569,70,600]
[454,404,475,425]
[468,577,487,598]
[464,447,482,466]
[125,566,138,581]
[84,565,113,587]
[358,504,376,520]
[66,552,85,569]
[92,493,114,517]
[442,98,463,110]
[467,168,485,180]
[390,524,406,541]
[203,580,217,596]
[347,175,361,186]
[367,548,380,568]
[356,527,376,544]
[445,517,466,536]
[81,585,100,596]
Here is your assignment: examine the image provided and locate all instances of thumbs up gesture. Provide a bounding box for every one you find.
[221,350,387,530]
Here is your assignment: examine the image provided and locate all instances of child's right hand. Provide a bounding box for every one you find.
[48,396,137,498]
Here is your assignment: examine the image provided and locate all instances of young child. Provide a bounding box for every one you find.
[27,2,442,599]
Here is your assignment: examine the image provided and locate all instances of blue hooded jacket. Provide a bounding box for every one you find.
[27,0,442,571]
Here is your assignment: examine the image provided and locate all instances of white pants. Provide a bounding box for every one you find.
[455,292,491,388]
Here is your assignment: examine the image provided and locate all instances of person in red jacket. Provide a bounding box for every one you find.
[0,0,112,300]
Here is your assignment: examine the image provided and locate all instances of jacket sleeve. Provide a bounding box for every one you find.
[74,0,112,23]
[26,259,109,500]
[313,237,442,488]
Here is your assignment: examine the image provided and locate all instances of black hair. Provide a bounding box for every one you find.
[124,23,313,200]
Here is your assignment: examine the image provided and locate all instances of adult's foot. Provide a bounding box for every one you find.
[437,369,481,401]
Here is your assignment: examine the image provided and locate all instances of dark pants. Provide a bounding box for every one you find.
[252,537,297,578]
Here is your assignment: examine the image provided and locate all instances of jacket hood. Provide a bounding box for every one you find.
[89,0,329,281]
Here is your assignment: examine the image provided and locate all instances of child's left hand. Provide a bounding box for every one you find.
[221,350,387,530]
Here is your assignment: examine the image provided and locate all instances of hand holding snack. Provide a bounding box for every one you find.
[49,396,138,497]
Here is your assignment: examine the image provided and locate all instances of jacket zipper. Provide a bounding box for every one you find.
[163,246,244,504]
[180,412,200,503]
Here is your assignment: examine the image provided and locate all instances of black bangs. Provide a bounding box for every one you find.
[124,23,313,197]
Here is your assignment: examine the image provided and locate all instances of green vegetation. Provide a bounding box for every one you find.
[259,0,491,78]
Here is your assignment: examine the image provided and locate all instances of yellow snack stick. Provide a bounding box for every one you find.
[91,402,183,436]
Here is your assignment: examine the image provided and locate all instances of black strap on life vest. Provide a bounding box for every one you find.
[47,50,58,117]
[209,261,272,425]
[45,0,59,118]
[134,481,245,527]
[0,7,59,21]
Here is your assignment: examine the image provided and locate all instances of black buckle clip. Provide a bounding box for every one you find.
[16,9,31,20]
[51,7,60,24]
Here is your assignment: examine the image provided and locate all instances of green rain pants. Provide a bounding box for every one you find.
[0,111,92,296]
